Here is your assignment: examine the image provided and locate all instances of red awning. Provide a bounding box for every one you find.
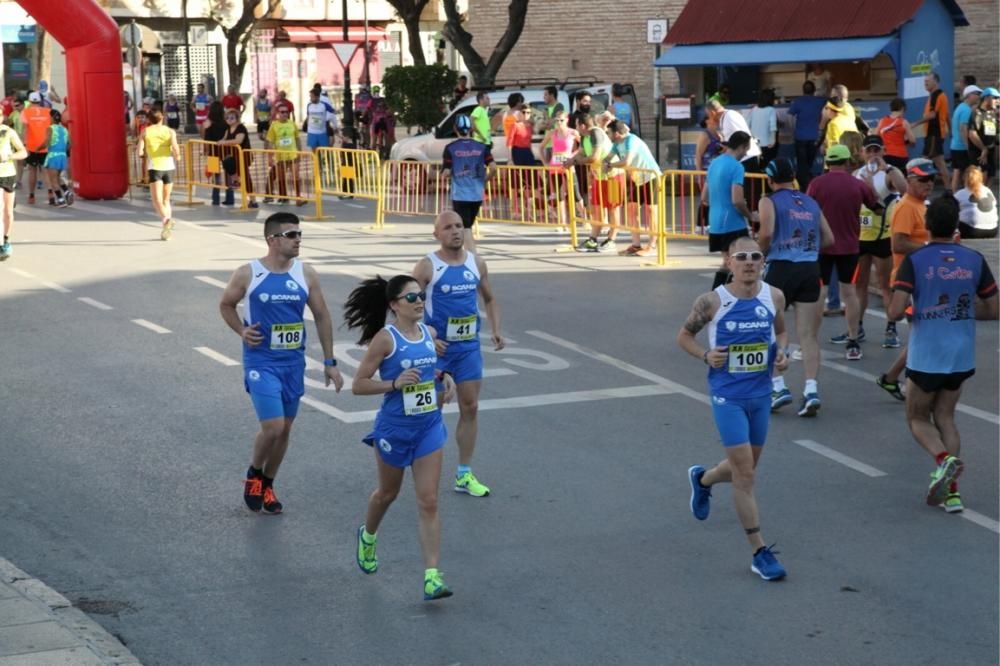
[282,26,388,43]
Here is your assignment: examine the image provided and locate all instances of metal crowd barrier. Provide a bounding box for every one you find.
[662,170,770,238]
[127,136,191,200]
[381,160,445,218]
[316,147,383,226]
[184,139,249,211]
[241,147,323,218]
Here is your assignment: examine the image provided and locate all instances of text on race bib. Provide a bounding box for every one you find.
[278,136,294,147]
[983,120,997,136]
[860,214,873,228]
[728,343,769,373]
[270,322,304,350]
[403,380,437,415]
[257,111,270,121]
[446,315,477,341]
[309,115,325,129]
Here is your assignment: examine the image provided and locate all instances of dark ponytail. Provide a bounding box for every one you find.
[343,274,418,345]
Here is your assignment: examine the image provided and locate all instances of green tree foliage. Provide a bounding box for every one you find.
[382,64,457,130]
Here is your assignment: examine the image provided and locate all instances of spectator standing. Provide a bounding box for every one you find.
[877,98,915,170]
[949,84,983,191]
[748,89,778,168]
[604,120,661,257]
[469,92,492,149]
[221,85,244,117]
[954,165,998,238]
[203,101,233,206]
[451,75,469,110]
[807,63,832,98]
[911,72,950,186]
[788,80,826,188]
[969,87,998,184]
[611,84,633,127]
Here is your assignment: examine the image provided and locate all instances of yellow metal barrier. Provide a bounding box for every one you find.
[381,160,445,218]
[572,165,665,264]
[184,139,249,211]
[128,137,191,200]
[480,164,582,235]
[661,169,770,239]
[241,147,324,218]
[316,147,383,227]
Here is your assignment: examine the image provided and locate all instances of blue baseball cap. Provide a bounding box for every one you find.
[455,114,471,133]
[982,87,1000,98]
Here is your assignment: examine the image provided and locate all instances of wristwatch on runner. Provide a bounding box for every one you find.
[323,358,337,367]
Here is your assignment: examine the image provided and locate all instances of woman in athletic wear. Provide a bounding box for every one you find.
[0,111,27,260]
[344,274,457,601]
[138,109,181,240]
[43,110,70,207]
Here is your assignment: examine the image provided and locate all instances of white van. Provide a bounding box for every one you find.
[389,82,639,164]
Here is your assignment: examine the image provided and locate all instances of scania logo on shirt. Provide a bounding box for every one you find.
[400,359,412,369]
[259,293,269,303]
[260,293,302,302]
[248,370,260,381]
[413,356,436,367]
[441,284,450,293]
[463,270,475,281]
[755,305,769,319]
[379,438,392,453]
[285,279,299,291]
[447,284,477,293]
[725,321,737,331]
[738,321,771,330]
[425,340,435,351]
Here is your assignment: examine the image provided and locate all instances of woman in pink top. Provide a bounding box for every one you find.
[541,111,585,226]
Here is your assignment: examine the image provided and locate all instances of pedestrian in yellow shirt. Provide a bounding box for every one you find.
[265,106,304,204]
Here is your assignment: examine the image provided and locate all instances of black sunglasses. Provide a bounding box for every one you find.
[915,175,934,183]
[400,291,427,303]
[268,229,302,240]
[731,251,764,261]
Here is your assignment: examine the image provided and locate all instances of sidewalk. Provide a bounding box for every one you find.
[0,558,140,665]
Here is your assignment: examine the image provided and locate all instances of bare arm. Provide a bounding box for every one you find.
[476,255,504,350]
[676,292,727,368]
[892,231,924,256]
[731,184,752,223]
[771,287,789,367]
[887,288,910,321]
[8,132,27,161]
[351,330,397,395]
[219,264,263,346]
[903,119,916,145]
[887,167,907,194]
[411,256,433,288]
[170,129,181,161]
[304,264,344,391]
[756,196,775,254]
[977,293,999,320]
[819,213,835,249]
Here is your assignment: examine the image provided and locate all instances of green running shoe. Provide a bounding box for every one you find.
[423,569,453,601]
[926,456,964,506]
[941,492,964,513]
[356,525,377,574]
[455,471,490,497]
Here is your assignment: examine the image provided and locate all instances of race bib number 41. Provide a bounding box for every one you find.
[270,323,304,350]
[728,343,769,373]
[446,315,477,341]
[403,380,437,415]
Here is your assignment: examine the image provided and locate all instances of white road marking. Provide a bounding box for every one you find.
[525,330,710,405]
[193,346,240,366]
[224,232,263,247]
[793,439,888,478]
[174,220,208,231]
[960,509,1000,534]
[73,201,132,217]
[131,318,171,334]
[345,202,365,209]
[300,221,325,229]
[195,275,228,288]
[8,267,34,279]
[77,297,113,311]
[8,267,70,292]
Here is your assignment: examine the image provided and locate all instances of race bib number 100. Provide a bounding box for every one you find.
[446,315,477,341]
[728,343,769,373]
[270,323,304,350]
[403,380,437,415]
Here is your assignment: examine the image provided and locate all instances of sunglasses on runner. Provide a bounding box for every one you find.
[731,251,764,261]
[268,229,302,240]
[915,176,935,183]
[399,291,427,303]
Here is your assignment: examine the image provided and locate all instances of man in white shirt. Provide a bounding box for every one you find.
[709,99,762,172]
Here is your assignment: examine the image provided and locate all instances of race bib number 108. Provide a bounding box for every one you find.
[270,322,304,350]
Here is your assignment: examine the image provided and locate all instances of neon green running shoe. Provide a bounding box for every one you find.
[356,525,377,574]
[941,492,964,514]
[926,456,964,506]
[423,569,453,601]
[454,471,490,497]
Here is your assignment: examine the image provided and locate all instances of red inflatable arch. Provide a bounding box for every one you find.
[19,0,128,199]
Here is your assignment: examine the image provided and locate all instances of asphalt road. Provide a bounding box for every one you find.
[1,193,997,665]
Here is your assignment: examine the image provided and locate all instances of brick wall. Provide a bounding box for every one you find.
[954,0,1000,87]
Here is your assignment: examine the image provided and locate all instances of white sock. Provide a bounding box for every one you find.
[804,379,818,395]
[772,376,786,391]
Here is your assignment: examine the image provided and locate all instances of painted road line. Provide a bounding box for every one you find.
[77,297,113,311]
[195,275,228,288]
[193,346,240,366]
[224,232,262,247]
[8,267,35,279]
[131,318,171,334]
[72,201,133,217]
[175,220,208,231]
[10,268,73,293]
[345,202,365,209]
[960,509,1000,534]
[819,353,999,425]
[793,439,888,478]
[526,330,710,405]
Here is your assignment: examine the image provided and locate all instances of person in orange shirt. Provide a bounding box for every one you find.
[875,158,936,400]
[22,91,52,205]
[911,73,950,186]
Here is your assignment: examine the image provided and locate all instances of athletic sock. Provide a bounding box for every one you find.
[424,567,438,578]
[753,546,765,556]
[456,464,471,478]
[262,475,274,488]
[771,376,786,392]
[247,465,263,479]
[935,452,949,466]
[804,379,818,395]
[361,527,376,544]
[949,481,958,493]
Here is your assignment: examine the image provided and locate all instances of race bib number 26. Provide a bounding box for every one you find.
[403,380,437,415]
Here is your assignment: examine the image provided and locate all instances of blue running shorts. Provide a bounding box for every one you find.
[44,154,68,171]
[307,133,329,149]
[244,365,304,421]
[363,416,447,469]
[437,348,483,384]
[710,394,771,447]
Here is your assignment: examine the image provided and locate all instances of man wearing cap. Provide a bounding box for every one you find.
[949,85,984,191]
[701,130,754,289]
[874,158,937,401]
[970,87,998,184]
[21,92,51,205]
[912,73,950,187]
[758,157,834,416]
[441,114,494,251]
[806,144,881,361]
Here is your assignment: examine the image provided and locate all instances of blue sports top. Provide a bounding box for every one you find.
[706,283,777,399]
[241,259,309,368]
[442,138,492,202]
[765,188,824,263]
[424,251,481,356]
[707,153,747,234]
[375,323,443,427]
[893,243,997,374]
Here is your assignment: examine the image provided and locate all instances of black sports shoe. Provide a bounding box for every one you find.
[262,486,283,514]
[243,475,264,512]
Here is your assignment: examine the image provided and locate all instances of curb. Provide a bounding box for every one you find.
[0,557,142,665]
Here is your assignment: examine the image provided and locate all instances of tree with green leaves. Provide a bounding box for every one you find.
[442,0,529,87]
[384,0,432,66]
[206,0,281,90]
[382,64,456,132]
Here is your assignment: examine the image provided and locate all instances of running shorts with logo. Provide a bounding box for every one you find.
[244,365,304,420]
[362,324,447,468]
[424,250,483,383]
[706,284,777,447]
[819,254,859,285]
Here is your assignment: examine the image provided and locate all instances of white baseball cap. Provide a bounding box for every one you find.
[28,91,41,103]
[963,84,983,98]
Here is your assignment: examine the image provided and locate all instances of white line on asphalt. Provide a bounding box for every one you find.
[77,297,113,311]
[345,203,365,209]
[174,220,207,231]
[195,275,228,288]
[526,330,710,405]
[131,318,171,334]
[224,232,263,247]
[960,509,1000,534]
[300,221,325,229]
[8,267,70,293]
[193,346,240,366]
[793,439,888,477]
[8,267,34,279]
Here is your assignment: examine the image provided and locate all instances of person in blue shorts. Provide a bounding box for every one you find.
[43,109,70,207]
[887,194,998,512]
[344,274,457,601]
[219,212,344,514]
[677,234,790,581]
[413,210,505,498]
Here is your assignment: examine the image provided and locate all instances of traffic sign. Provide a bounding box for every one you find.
[332,43,358,68]
[125,46,141,67]
[122,22,142,47]
[647,19,669,44]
